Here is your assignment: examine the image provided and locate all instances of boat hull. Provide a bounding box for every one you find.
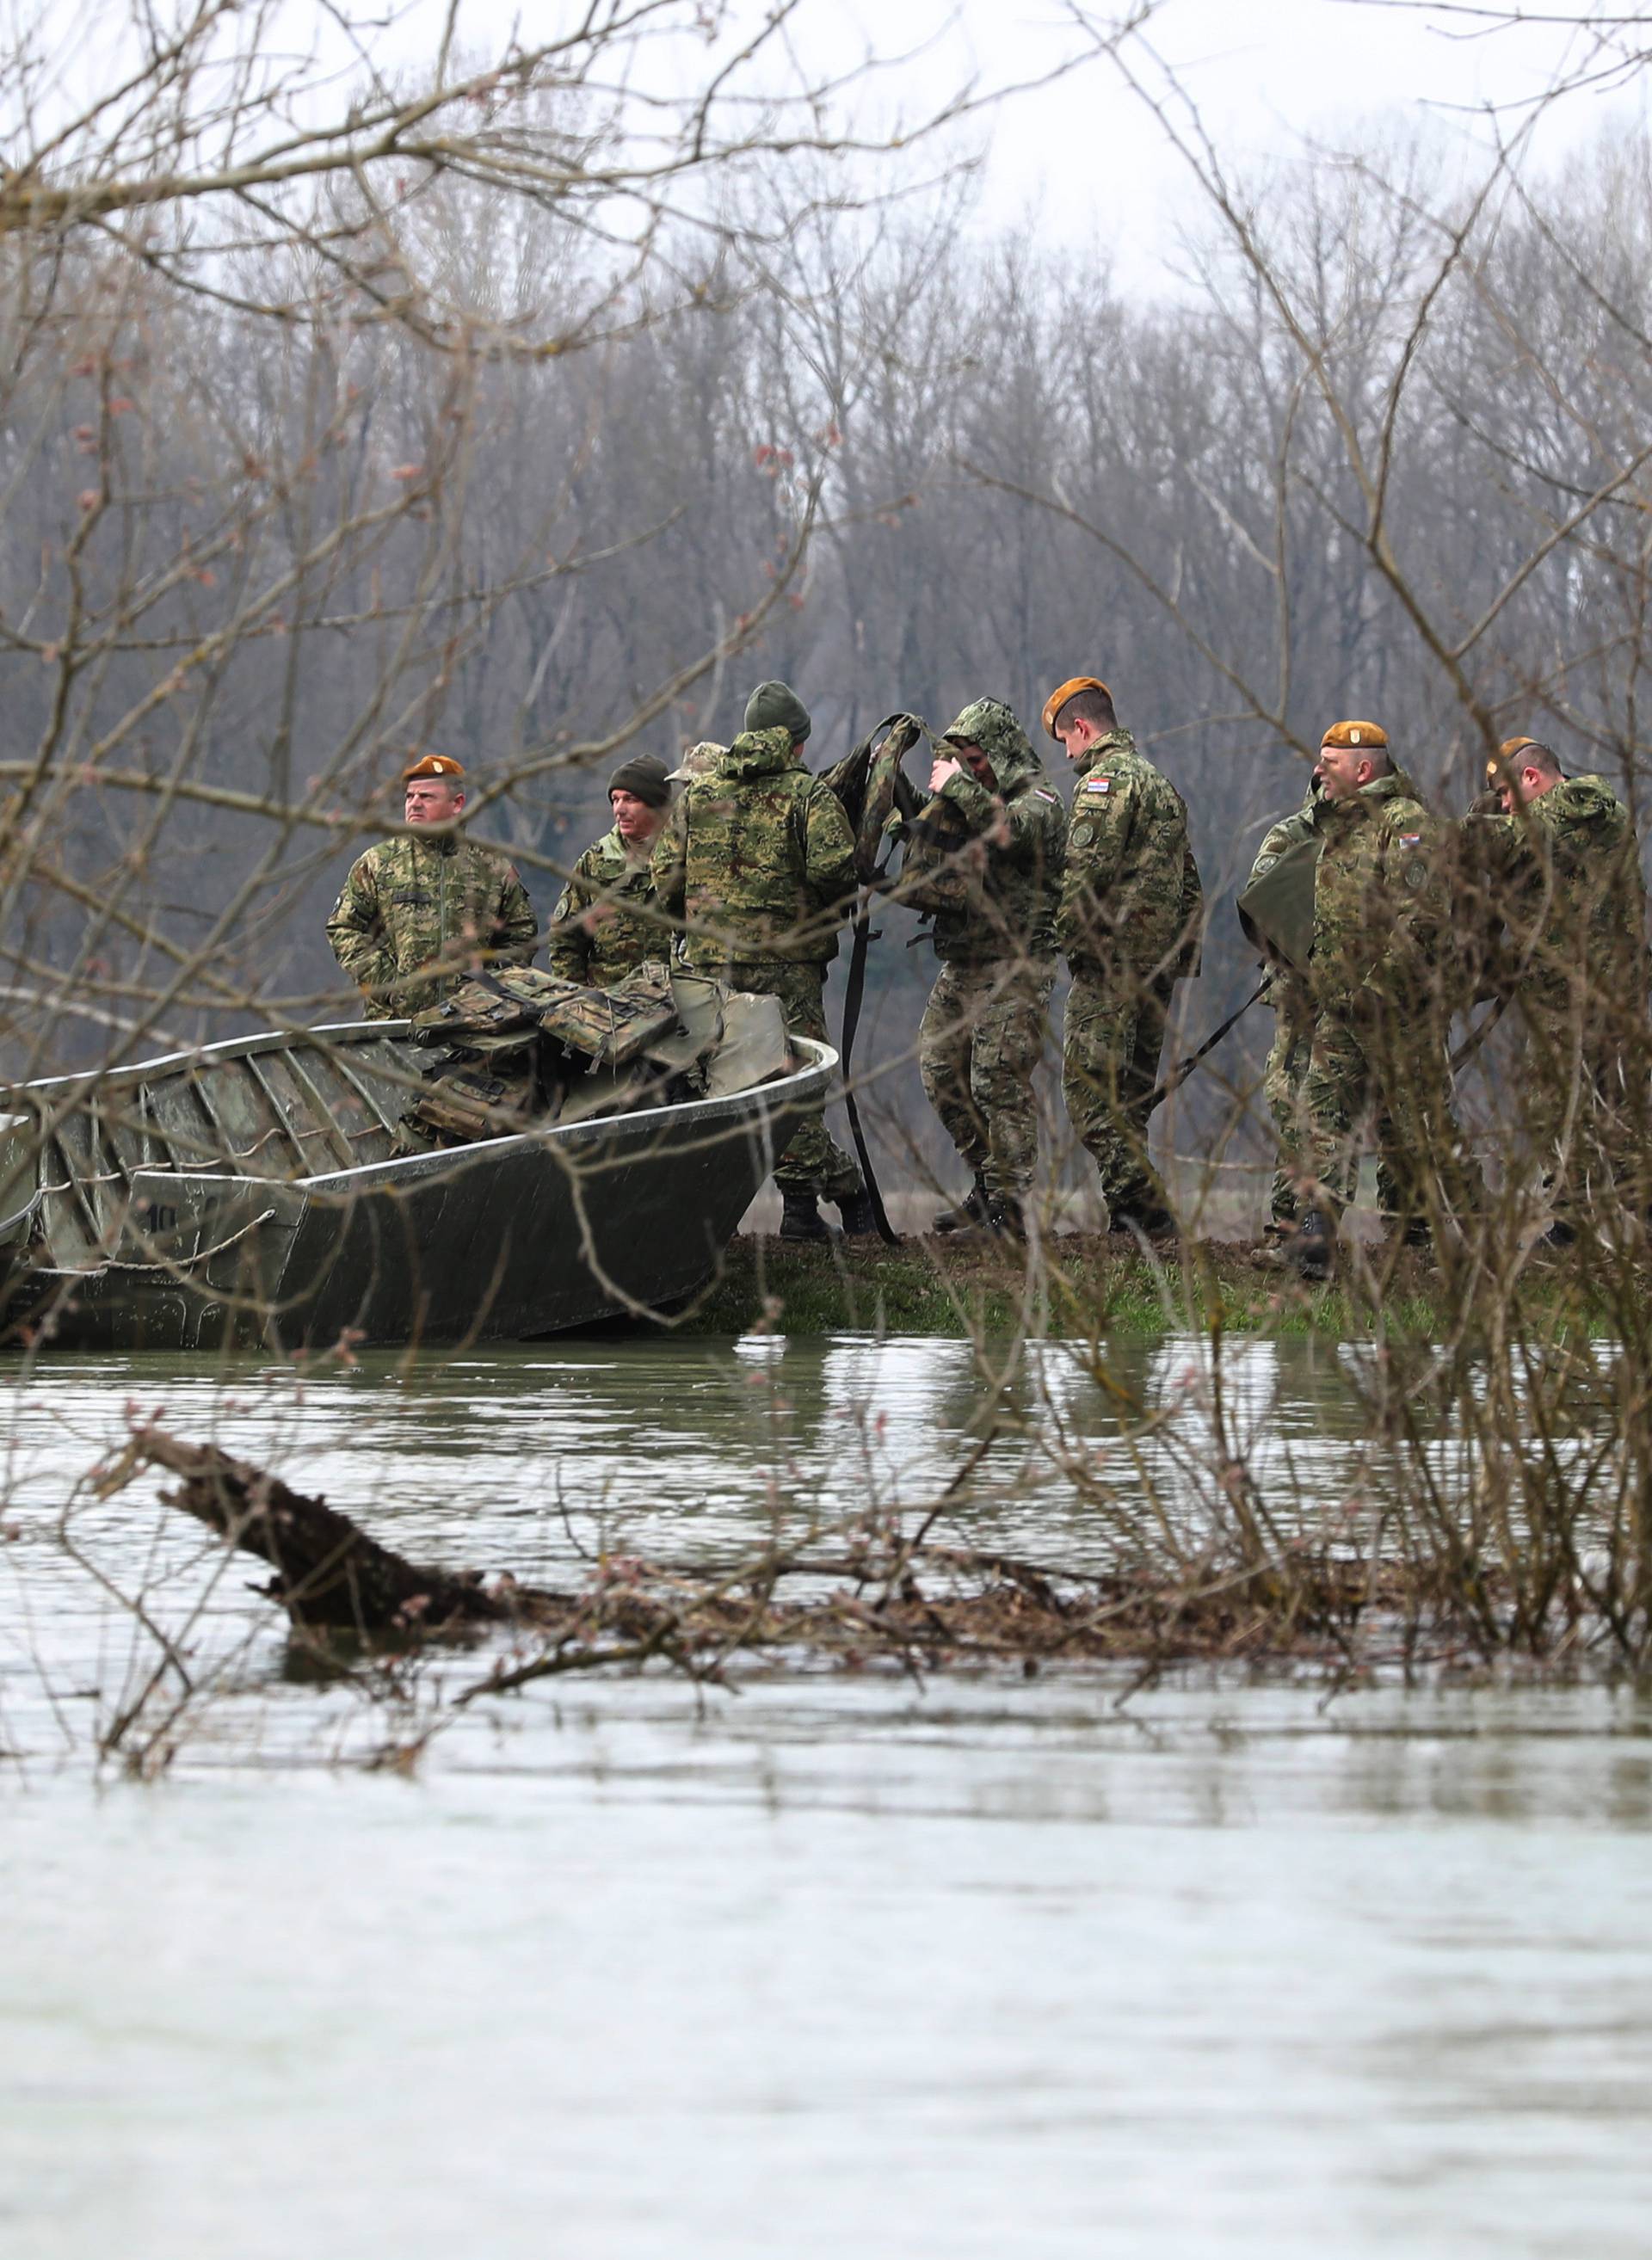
[3,1025,829,1352]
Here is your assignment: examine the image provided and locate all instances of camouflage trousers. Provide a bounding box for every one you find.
[1062,967,1174,1218]
[1299,992,1479,1225]
[1262,998,1311,1228]
[1512,995,1643,1215]
[1262,987,1404,1226]
[726,962,863,1201]
[919,959,1053,1201]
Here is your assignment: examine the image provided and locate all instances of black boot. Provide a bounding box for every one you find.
[1110,1202,1177,1241]
[779,1190,830,1242]
[983,1196,1026,1241]
[934,1172,989,1234]
[835,1189,882,1239]
[1293,1207,1333,1283]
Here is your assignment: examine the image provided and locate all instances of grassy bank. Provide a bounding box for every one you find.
[671,1231,1452,1338]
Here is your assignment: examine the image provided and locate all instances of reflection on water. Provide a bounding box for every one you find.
[2,1335,1649,2258]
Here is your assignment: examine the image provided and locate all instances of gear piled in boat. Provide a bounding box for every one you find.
[0,972,823,1351]
[404,961,708,1144]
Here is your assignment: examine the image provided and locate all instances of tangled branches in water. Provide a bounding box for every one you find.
[89,1424,1642,1728]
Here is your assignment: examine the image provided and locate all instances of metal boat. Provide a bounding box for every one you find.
[0,1002,827,1352]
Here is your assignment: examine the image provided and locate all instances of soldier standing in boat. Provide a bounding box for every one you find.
[651,680,876,1240]
[327,753,538,1019]
[547,754,672,988]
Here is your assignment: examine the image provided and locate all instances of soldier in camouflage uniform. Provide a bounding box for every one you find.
[547,754,671,988]
[327,753,538,1018]
[1043,676,1203,1235]
[651,680,873,1239]
[900,697,1065,1239]
[1467,735,1649,1223]
[1293,719,1479,1278]
[667,740,728,787]
[1245,790,1320,1235]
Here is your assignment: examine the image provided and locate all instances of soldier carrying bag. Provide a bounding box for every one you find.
[1236,835,1321,976]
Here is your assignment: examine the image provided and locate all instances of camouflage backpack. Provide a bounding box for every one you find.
[409,960,678,1069]
[817,713,926,881]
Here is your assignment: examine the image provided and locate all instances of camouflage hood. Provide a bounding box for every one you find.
[1317,765,1426,822]
[720,724,799,781]
[940,699,1042,790]
[1550,774,1625,826]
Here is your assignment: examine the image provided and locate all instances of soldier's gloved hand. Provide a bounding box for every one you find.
[1465,790,1501,817]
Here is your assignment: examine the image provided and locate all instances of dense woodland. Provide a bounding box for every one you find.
[4,25,1652,1179]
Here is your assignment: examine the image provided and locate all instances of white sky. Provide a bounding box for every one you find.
[837,0,1648,288]
[40,0,1649,299]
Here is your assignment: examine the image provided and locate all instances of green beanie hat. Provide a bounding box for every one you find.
[743,679,811,742]
[607,754,670,809]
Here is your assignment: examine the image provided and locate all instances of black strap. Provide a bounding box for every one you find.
[1138,969,1492,1124]
[840,884,901,1246]
[1139,975,1272,1115]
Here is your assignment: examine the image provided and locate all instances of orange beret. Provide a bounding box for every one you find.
[1040,675,1111,739]
[1487,735,1554,785]
[1320,719,1388,752]
[401,753,465,783]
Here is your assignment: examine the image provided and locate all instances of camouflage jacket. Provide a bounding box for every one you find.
[897,699,1064,966]
[1468,774,1648,1016]
[327,831,538,1018]
[1057,728,1204,981]
[1246,792,1319,1025]
[1307,767,1449,1007]
[547,826,663,988]
[650,724,857,970]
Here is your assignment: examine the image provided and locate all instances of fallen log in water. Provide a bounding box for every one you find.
[96,1426,521,1634]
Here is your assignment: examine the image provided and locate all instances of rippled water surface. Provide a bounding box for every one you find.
[2,1335,1649,2258]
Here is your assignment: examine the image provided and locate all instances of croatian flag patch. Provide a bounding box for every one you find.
[1084,777,1112,794]
[1397,832,1421,846]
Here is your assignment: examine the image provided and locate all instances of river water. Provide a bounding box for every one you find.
[2,1334,1649,2258]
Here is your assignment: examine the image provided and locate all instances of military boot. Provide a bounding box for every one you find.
[1110,1202,1177,1241]
[1292,1207,1334,1284]
[1251,1220,1299,1272]
[934,1172,989,1234]
[983,1196,1026,1241]
[835,1189,883,1239]
[779,1191,830,1242]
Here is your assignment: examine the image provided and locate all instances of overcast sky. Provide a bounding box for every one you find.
[838,0,1649,288]
[40,0,1649,299]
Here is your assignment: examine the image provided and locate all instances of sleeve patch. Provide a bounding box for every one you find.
[1034,789,1059,804]
[1396,832,1421,847]
[1083,778,1113,795]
